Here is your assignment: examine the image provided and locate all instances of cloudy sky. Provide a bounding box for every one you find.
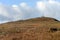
[0,0,60,23]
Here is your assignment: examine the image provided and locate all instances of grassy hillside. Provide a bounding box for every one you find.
[0,17,60,40]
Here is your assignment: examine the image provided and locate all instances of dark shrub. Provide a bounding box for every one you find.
[50,28,58,32]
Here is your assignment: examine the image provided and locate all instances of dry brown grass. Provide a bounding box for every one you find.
[0,17,59,40]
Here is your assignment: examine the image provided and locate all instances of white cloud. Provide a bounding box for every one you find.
[12,5,21,13]
[20,2,27,7]
[0,0,60,23]
[37,1,46,11]
[0,4,9,17]
[36,0,60,20]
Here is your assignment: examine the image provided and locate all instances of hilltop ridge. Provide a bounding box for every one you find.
[3,17,59,24]
[0,17,60,40]
[24,17,59,21]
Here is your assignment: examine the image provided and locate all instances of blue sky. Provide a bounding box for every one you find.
[0,0,60,23]
[0,0,60,7]
[0,0,39,6]
[0,0,60,5]
[1,0,59,6]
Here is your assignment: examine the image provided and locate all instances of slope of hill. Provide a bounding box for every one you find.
[0,17,60,40]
